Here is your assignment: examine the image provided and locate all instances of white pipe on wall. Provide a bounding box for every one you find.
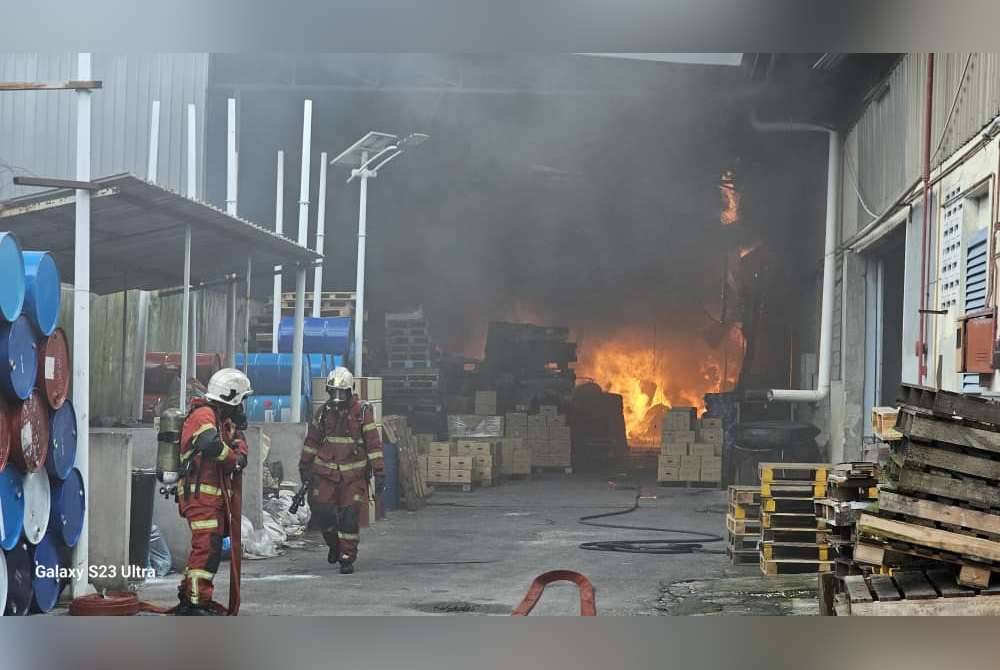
[312,152,328,317]
[291,101,312,417]
[272,150,285,353]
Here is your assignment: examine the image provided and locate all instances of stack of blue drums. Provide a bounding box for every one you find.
[0,232,84,616]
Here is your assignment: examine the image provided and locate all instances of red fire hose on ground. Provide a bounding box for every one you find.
[512,570,597,616]
[70,474,243,616]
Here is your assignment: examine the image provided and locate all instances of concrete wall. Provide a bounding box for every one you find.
[88,432,132,591]
[257,422,309,485]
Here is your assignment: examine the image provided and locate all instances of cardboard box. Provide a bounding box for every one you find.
[700,427,724,447]
[547,414,566,427]
[414,433,433,454]
[448,469,472,483]
[663,407,696,431]
[447,414,504,438]
[689,443,716,458]
[657,466,680,481]
[700,417,723,431]
[527,416,549,439]
[430,442,452,458]
[661,442,689,456]
[450,456,473,471]
[661,430,696,444]
[700,456,722,481]
[353,376,383,402]
[475,390,497,405]
[473,454,494,469]
[429,456,449,471]
[428,468,449,482]
[658,454,682,467]
[538,405,559,418]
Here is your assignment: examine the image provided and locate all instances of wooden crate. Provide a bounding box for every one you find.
[833,569,1000,616]
[871,406,902,440]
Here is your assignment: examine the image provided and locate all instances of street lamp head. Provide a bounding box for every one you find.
[401,133,429,148]
[329,131,398,167]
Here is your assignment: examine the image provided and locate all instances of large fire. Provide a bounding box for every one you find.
[575,326,744,446]
[720,169,741,226]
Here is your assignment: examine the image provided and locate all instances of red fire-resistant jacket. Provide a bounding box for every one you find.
[300,397,383,484]
[178,398,248,513]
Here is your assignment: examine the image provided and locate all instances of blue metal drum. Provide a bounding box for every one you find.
[49,467,85,548]
[235,353,311,395]
[46,401,78,480]
[277,316,352,357]
[0,466,25,551]
[244,394,311,423]
[22,471,51,545]
[30,532,62,613]
[0,232,25,323]
[0,315,38,401]
[4,539,32,615]
[21,251,61,337]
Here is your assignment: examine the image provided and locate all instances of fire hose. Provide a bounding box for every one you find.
[577,489,726,555]
[70,470,243,616]
[512,570,596,616]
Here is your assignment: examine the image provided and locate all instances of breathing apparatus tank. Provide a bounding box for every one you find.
[156,408,186,486]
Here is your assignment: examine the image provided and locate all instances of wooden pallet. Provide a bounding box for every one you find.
[728,532,760,552]
[729,501,761,519]
[760,556,833,576]
[657,480,721,489]
[728,549,759,565]
[815,498,874,527]
[833,569,1000,615]
[761,542,831,562]
[728,485,761,506]
[762,497,817,514]
[877,489,1000,540]
[381,416,430,511]
[762,512,825,530]
[759,462,829,484]
[533,465,573,475]
[726,514,761,536]
[430,482,476,493]
[760,481,826,499]
[763,529,831,544]
[897,382,1000,427]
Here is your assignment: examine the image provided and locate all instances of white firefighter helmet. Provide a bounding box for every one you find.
[326,366,354,404]
[205,368,254,406]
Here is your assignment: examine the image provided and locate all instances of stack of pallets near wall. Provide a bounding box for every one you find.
[382,309,442,433]
[847,384,1000,601]
[758,462,832,576]
[726,486,761,565]
[814,462,880,577]
[274,290,356,317]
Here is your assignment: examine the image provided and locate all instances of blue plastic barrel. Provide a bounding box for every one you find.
[235,353,311,395]
[382,442,400,511]
[0,315,38,401]
[306,353,335,379]
[0,466,25,550]
[277,316,352,356]
[22,251,61,337]
[30,532,61,613]
[4,539,32,616]
[46,401,78,480]
[244,394,311,423]
[49,467,85,547]
[0,232,25,322]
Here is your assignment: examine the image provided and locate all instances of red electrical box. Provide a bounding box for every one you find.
[957,310,996,374]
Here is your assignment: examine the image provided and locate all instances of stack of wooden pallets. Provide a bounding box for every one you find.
[272,290,357,317]
[851,384,1000,590]
[814,462,880,576]
[726,485,761,565]
[828,568,1000,616]
[758,462,832,576]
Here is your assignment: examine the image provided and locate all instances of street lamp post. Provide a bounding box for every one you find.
[330,131,427,376]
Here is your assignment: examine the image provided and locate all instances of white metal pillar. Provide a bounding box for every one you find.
[290,100,312,420]
[71,51,93,598]
[136,100,159,419]
[226,98,237,216]
[244,258,252,372]
[272,150,285,353]
[353,151,369,376]
[227,278,237,367]
[312,151,328,317]
[180,103,197,410]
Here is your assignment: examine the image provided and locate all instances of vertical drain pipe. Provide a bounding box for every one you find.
[918,53,935,385]
[749,116,840,403]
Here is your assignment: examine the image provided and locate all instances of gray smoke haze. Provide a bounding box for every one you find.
[211,54,821,368]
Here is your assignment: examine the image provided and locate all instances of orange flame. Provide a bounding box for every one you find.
[720,169,740,226]
[576,327,744,447]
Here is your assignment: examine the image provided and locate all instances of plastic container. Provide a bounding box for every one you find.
[235,353,311,395]
[0,232,25,322]
[0,315,38,401]
[277,316,352,357]
[244,394,311,423]
[21,251,61,337]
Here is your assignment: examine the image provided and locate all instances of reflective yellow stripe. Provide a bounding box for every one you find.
[186,568,214,604]
[186,568,214,579]
[177,481,222,496]
[337,532,359,540]
[314,458,368,472]
[190,519,219,531]
[362,422,377,432]
[216,444,232,462]
[353,494,362,502]
[324,436,355,444]
[367,450,383,460]
[302,446,318,455]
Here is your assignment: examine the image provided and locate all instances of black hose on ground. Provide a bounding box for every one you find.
[578,490,726,555]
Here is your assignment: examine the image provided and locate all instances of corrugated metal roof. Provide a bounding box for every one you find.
[0,173,319,295]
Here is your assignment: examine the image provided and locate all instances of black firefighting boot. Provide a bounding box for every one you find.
[327,545,339,564]
[339,560,355,575]
[174,600,219,616]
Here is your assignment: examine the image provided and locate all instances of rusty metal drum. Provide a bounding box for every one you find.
[36,328,70,410]
[11,390,49,473]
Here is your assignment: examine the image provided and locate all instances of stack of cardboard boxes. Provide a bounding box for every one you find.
[474,390,497,416]
[502,412,532,476]
[523,405,571,471]
[419,438,503,488]
[658,408,724,484]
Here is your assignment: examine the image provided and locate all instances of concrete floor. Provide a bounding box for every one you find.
[138,474,800,615]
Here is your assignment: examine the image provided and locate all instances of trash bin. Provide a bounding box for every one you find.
[129,469,157,579]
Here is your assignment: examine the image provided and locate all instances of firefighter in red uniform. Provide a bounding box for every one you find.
[175,368,253,615]
[299,367,383,574]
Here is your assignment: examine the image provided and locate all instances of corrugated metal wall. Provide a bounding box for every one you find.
[0,53,209,199]
[845,53,1000,234]
[1,53,228,420]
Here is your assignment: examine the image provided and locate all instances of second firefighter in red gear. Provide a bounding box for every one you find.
[299,366,383,573]
[176,368,252,615]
